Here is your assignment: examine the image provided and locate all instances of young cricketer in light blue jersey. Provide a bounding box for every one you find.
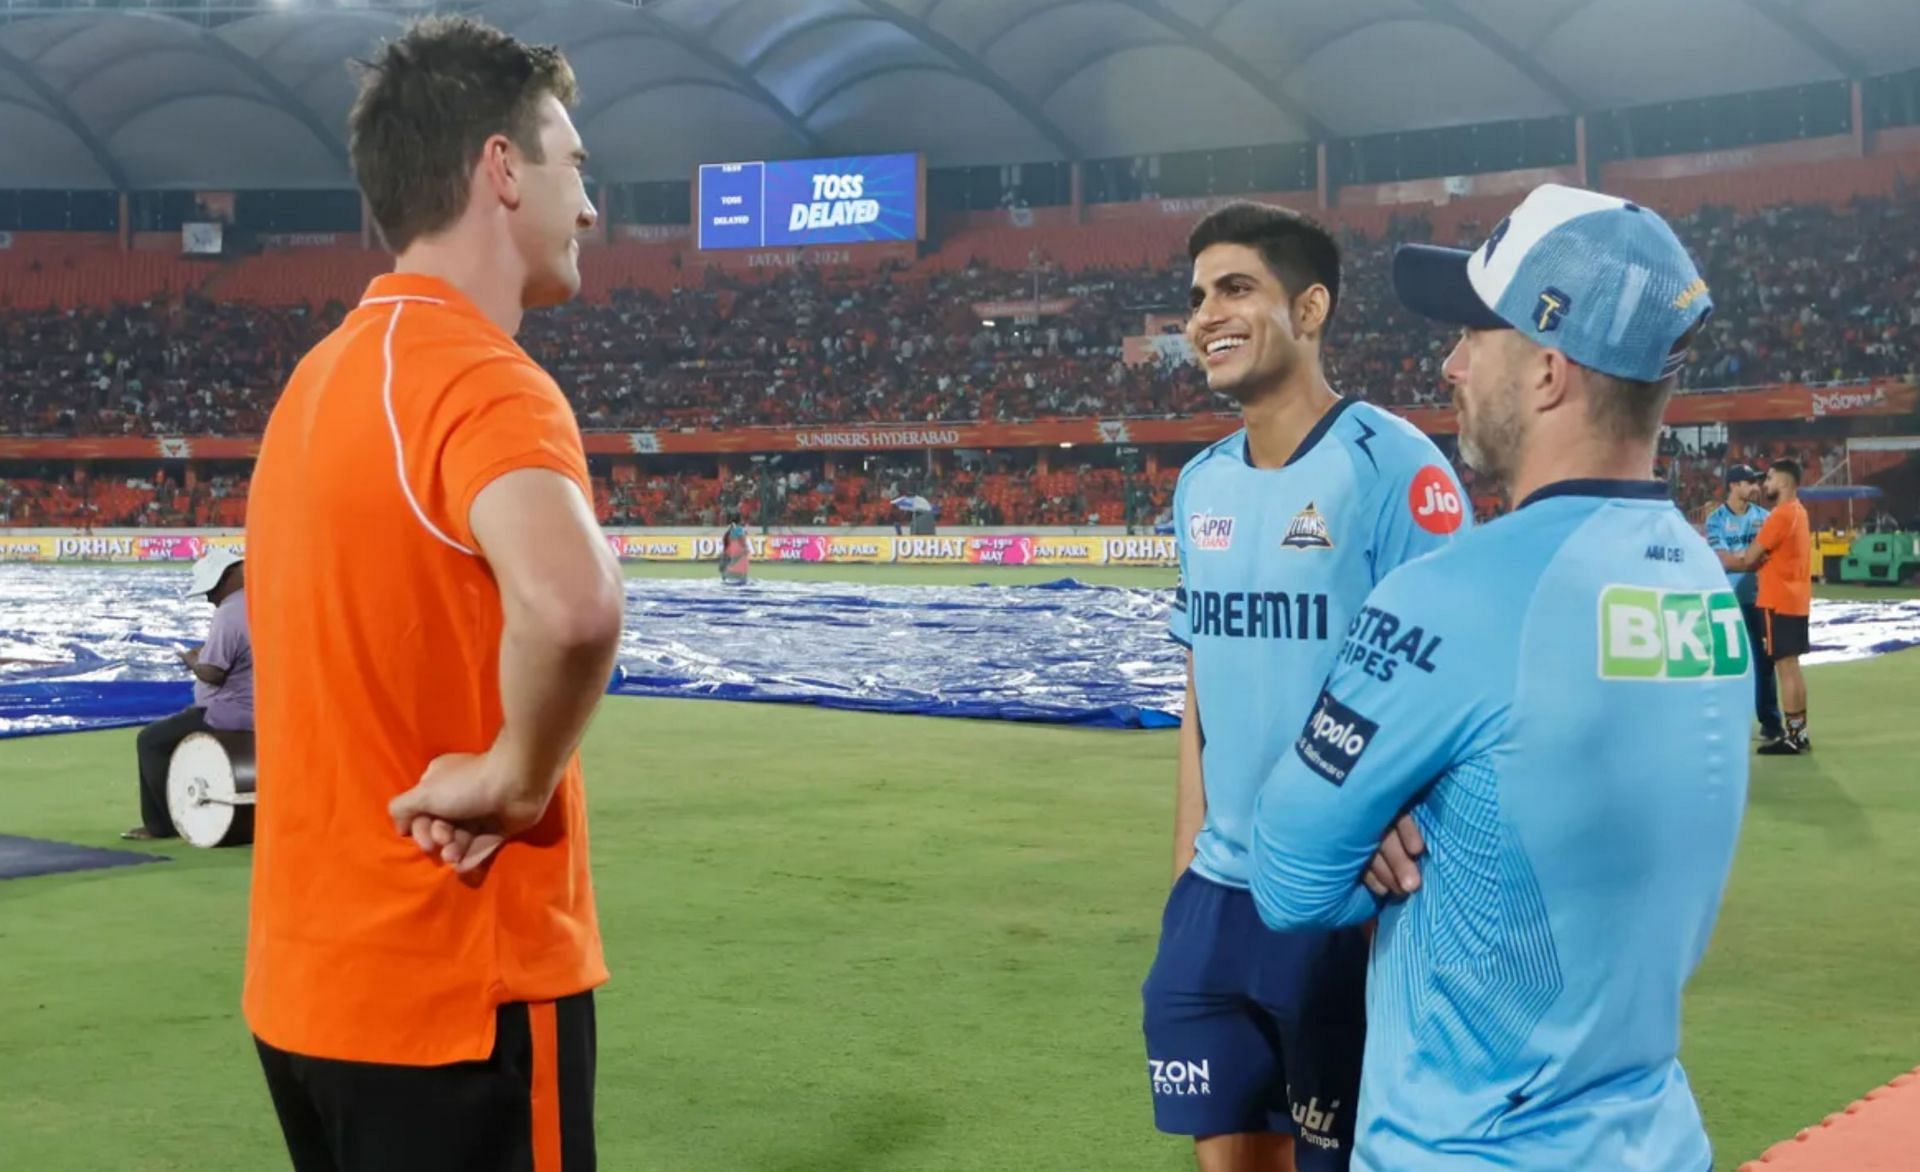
[1250,184,1742,1172]
[1169,407,1468,888]
[1143,201,1470,1172]
[1705,466,1783,741]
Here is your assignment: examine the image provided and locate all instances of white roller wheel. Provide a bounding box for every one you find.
[167,732,255,849]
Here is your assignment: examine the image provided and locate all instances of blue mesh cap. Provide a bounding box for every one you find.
[1392,184,1715,383]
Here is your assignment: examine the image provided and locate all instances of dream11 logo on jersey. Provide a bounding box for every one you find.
[1409,465,1465,534]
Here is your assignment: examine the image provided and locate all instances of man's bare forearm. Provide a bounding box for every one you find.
[464,468,628,828]
[1173,654,1205,880]
[489,589,623,823]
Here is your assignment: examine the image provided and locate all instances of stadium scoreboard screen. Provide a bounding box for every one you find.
[697,152,924,250]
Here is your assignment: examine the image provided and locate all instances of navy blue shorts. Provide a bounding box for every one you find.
[1142,869,1367,1167]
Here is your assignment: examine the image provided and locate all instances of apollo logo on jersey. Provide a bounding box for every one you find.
[1409,466,1465,535]
[1188,512,1235,551]
[1295,688,1378,786]
[1599,586,1750,680]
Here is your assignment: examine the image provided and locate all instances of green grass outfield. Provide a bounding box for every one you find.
[0,566,1916,1170]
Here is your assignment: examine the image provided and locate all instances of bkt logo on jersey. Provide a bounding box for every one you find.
[1409,465,1466,535]
[1148,1058,1211,1097]
[1295,689,1378,786]
[1599,586,1750,680]
[1187,512,1235,551]
[1290,1093,1344,1152]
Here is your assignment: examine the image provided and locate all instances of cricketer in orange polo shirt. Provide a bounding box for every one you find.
[243,18,622,1172]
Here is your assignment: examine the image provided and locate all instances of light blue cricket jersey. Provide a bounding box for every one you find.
[1170,397,1470,889]
[1250,479,1751,1172]
[1704,500,1768,605]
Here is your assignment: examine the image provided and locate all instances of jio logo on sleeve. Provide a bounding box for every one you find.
[1409,466,1466,535]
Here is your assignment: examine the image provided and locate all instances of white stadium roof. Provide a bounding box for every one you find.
[0,0,1916,188]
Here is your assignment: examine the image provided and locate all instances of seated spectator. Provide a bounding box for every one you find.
[5,192,1912,439]
[122,548,253,840]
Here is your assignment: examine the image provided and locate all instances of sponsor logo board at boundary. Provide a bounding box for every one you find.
[0,535,247,562]
[1030,537,1101,565]
[0,532,1176,567]
[1103,536,1179,565]
[606,535,698,561]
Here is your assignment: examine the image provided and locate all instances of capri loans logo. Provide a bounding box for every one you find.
[1600,587,1751,680]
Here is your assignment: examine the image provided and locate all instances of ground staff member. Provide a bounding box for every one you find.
[124,547,253,841]
[1705,464,1783,744]
[1728,458,1814,754]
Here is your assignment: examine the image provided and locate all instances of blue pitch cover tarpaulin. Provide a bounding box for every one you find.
[4,565,1916,740]
[0,566,1185,737]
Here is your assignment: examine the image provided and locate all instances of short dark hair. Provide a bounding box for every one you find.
[349,17,578,253]
[1771,458,1802,484]
[1187,202,1341,324]
[1583,318,1706,443]
[1585,372,1677,444]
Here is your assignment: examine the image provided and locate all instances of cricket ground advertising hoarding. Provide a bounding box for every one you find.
[0,534,246,562]
[1,532,1176,568]
[606,534,1177,566]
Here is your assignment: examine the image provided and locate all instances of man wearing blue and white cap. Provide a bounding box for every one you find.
[1243,185,1749,1171]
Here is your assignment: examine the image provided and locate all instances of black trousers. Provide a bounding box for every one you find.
[135,706,209,836]
[256,993,597,1172]
[1741,602,1783,737]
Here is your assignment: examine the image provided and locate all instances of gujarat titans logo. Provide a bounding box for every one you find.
[1281,502,1334,550]
[1536,287,1572,332]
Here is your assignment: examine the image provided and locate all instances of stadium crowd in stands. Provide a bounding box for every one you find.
[0,438,1850,532]
[2,195,1915,442]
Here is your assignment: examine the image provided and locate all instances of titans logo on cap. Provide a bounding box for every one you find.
[1390,183,1715,383]
[1535,288,1572,332]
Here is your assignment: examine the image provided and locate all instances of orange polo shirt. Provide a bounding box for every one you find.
[1755,498,1812,617]
[243,273,607,1066]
